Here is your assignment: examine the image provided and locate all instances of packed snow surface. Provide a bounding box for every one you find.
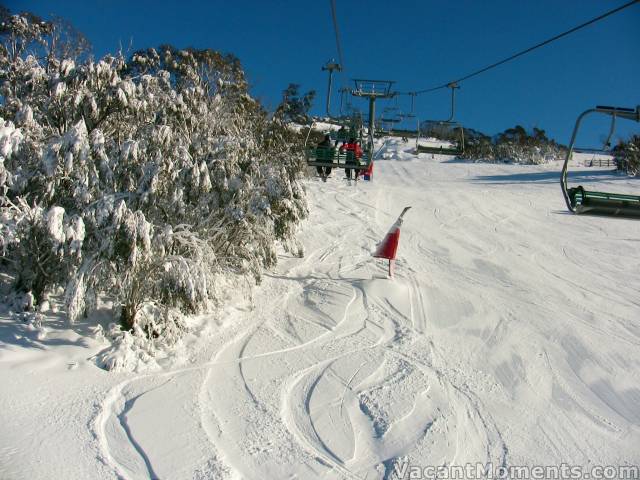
[1,138,639,479]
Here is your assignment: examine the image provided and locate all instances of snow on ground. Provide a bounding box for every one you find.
[1,137,639,479]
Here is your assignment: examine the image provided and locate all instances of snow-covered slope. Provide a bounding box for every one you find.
[1,138,639,479]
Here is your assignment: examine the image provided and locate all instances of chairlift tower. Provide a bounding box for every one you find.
[351,79,396,145]
[322,60,342,117]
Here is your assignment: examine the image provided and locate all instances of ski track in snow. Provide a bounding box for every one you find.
[77,140,640,479]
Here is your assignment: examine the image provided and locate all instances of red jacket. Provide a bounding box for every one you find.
[340,142,363,158]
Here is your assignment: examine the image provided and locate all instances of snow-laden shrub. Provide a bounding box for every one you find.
[615,135,640,176]
[461,125,565,164]
[0,14,308,357]
[464,141,563,164]
[95,322,162,372]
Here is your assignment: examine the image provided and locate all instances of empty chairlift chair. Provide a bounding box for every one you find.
[417,120,465,156]
[415,82,465,156]
[560,105,640,218]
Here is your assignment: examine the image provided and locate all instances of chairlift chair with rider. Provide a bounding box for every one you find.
[304,117,372,172]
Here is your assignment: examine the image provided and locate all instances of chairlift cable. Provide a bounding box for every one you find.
[402,0,639,96]
[329,0,345,70]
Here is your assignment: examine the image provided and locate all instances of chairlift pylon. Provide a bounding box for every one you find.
[560,105,640,218]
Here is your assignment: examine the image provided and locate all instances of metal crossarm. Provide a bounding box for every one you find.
[351,79,395,98]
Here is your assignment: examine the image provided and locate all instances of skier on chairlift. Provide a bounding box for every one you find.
[340,137,363,180]
[336,126,348,147]
[316,134,333,178]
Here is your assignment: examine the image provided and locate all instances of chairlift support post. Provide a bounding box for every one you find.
[351,79,396,148]
[560,105,640,218]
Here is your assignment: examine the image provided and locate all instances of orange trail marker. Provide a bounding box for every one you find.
[373,206,411,277]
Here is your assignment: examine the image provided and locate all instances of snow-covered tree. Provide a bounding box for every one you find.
[614,135,640,176]
[461,124,565,164]
[0,13,308,350]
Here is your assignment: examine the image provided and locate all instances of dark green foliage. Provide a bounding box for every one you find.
[462,125,565,164]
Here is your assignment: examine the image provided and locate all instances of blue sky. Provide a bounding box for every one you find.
[8,0,640,146]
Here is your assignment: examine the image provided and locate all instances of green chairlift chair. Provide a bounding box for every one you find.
[415,83,465,156]
[417,120,465,156]
[304,120,372,173]
[305,145,372,171]
[560,105,640,218]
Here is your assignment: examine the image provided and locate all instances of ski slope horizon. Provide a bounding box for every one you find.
[1,139,639,479]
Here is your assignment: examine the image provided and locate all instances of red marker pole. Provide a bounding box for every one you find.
[373,206,411,278]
